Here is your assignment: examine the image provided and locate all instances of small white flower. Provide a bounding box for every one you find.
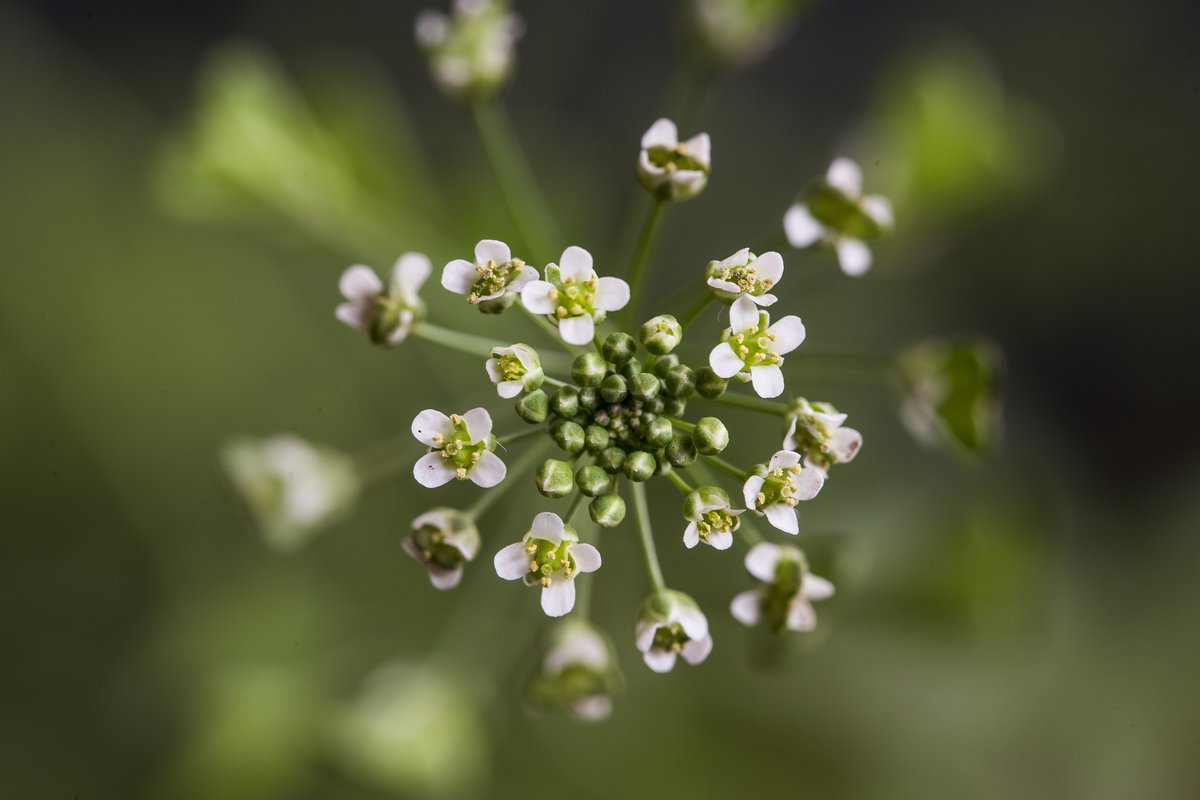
[741,450,825,535]
[411,408,506,488]
[493,512,602,617]
[414,0,523,100]
[635,590,713,673]
[521,246,629,346]
[484,342,543,398]
[682,486,743,550]
[783,157,893,277]
[336,253,432,346]
[689,0,800,66]
[637,118,712,202]
[706,247,784,306]
[708,295,806,398]
[528,620,622,722]
[784,398,863,470]
[441,239,538,306]
[730,542,834,632]
[403,508,481,590]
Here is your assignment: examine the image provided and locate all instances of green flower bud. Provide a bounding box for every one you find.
[644,417,674,448]
[600,374,628,404]
[589,493,626,527]
[536,458,574,498]
[516,389,549,423]
[695,366,728,399]
[665,433,698,467]
[693,416,730,455]
[620,357,644,383]
[578,386,601,411]
[662,396,687,417]
[598,447,626,473]
[602,332,637,365]
[550,385,580,418]
[644,397,666,415]
[554,420,586,454]
[652,354,680,379]
[477,292,516,314]
[571,352,608,387]
[663,365,696,398]
[640,314,683,355]
[623,450,657,482]
[630,372,661,402]
[585,425,610,453]
[575,465,611,497]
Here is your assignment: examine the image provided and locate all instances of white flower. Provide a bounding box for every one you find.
[484,343,543,398]
[493,512,602,617]
[783,157,893,276]
[637,118,711,202]
[441,239,538,306]
[336,253,432,346]
[689,0,800,66]
[784,398,863,470]
[403,508,481,590]
[708,295,806,398]
[415,0,523,100]
[706,247,784,306]
[635,590,713,673]
[730,542,834,632]
[741,450,825,535]
[527,620,622,722]
[411,408,506,488]
[682,486,743,550]
[521,246,629,345]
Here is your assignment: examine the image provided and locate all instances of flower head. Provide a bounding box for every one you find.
[526,620,623,722]
[336,253,431,346]
[730,542,834,632]
[708,295,806,398]
[784,157,893,276]
[493,512,602,617]
[412,408,506,488]
[742,450,825,535]
[682,486,743,550]
[637,118,711,202]
[635,590,713,672]
[415,0,522,101]
[521,246,630,345]
[706,247,784,306]
[784,398,863,470]
[403,508,482,590]
[687,0,806,66]
[441,239,538,309]
[485,343,543,398]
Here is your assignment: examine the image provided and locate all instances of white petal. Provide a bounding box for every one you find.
[830,427,863,463]
[570,543,602,573]
[804,574,836,601]
[414,11,449,46]
[494,541,531,580]
[530,511,564,544]
[521,280,557,314]
[441,259,477,295]
[742,475,764,510]
[719,248,751,268]
[707,277,740,294]
[510,264,539,292]
[593,277,630,312]
[729,295,759,333]
[706,530,733,550]
[787,598,818,632]
[497,380,523,399]
[783,204,823,248]
[637,150,665,179]
[641,118,678,149]
[414,452,456,488]
[388,310,414,344]
[411,509,451,532]
[643,648,678,673]
[826,157,863,198]
[572,696,612,722]
[836,238,872,276]
[745,542,782,582]
[766,315,806,354]
[558,314,595,346]
[335,301,369,331]
[474,238,511,266]
[709,342,745,379]
[557,246,594,282]
[763,502,799,535]
[541,579,576,617]
[782,416,799,451]
[411,410,453,447]
[676,607,709,641]
[750,365,785,398]
[485,358,504,383]
[392,252,431,292]
[681,633,713,665]
[469,450,506,488]
[730,590,762,627]
[753,293,778,307]
[790,466,826,501]
[683,522,700,549]
[861,194,894,228]
[461,407,493,442]
[767,450,802,471]
[635,620,660,653]
[339,265,383,301]
[754,251,784,285]
[683,132,711,167]
[428,566,463,590]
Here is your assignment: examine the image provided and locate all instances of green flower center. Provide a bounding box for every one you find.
[695,508,737,539]
[469,258,525,303]
[521,534,579,588]
[431,414,489,478]
[411,523,465,570]
[723,313,780,368]
[712,261,773,295]
[753,464,802,510]
[646,144,708,175]
[549,276,598,319]
[497,353,526,381]
[650,622,690,653]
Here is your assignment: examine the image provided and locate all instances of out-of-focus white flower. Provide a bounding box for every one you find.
[521,246,629,345]
[688,0,809,66]
[742,450,825,535]
[493,512,602,617]
[682,486,743,550]
[484,343,543,398]
[415,0,523,101]
[526,620,623,722]
[336,253,431,346]
[441,239,538,308]
[706,247,784,306]
[635,590,713,672]
[637,118,711,202]
[411,408,506,488]
[784,157,893,276]
[708,295,806,398]
[783,398,863,470]
[403,508,482,590]
[730,542,834,632]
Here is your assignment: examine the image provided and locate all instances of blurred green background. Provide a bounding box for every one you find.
[3,0,1198,798]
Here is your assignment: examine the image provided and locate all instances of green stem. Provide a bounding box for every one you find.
[619,199,666,328]
[678,291,715,329]
[704,455,750,482]
[412,322,507,360]
[495,427,545,447]
[665,469,693,494]
[631,482,665,593]
[574,523,599,619]
[521,307,579,354]
[471,102,561,264]
[564,489,587,526]
[705,391,790,417]
[667,417,696,433]
[467,437,553,519]
[542,376,569,389]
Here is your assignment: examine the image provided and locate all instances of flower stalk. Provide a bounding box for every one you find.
[631,482,665,593]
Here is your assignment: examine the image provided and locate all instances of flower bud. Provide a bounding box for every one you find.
[486,342,543,398]
[629,372,661,402]
[665,433,698,467]
[600,374,628,404]
[515,389,549,423]
[598,447,626,474]
[623,450,657,482]
[550,385,580,418]
[602,332,637,365]
[644,397,666,415]
[640,314,683,355]
[585,424,610,453]
[695,366,728,398]
[644,417,674,448]
[571,352,607,387]
[578,386,601,411]
[619,357,644,383]
[404,508,481,590]
[662,396,688,417]
[536,458,574,498]
[589,493,626,527]
[663,365,696,398]
[575,465,611,497]
[553,420,586,454]
[693,416,730,454]
[652,353,680,379]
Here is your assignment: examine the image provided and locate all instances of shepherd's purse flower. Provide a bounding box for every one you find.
[412,407,506,487]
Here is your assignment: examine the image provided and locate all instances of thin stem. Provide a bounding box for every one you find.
[466,437,553,519]
[678,291,715,329]
[665,469,693,494]
[619,199,666,328]
[564,490,587,526]
[495,427,545,447]
[631,482,665,593]
[521,307,579,354]
[704,455,750,482]
[667,417,696,433]
[471,102,561,264]
[542,376,570,389]
[412,322,506,360]
[704,391,790,417]
[574,523,599,619]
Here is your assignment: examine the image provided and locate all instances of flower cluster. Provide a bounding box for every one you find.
[415,0,522,101]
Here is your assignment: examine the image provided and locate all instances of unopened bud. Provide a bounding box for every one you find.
[571,352,607,387]
[602,332,637,365]
[695,367,728,399]
[623,450,657,482]
[516,389,549,424]
[550,385,580,418]
[553,420,586,454]
[694,417,730,455]
[575,465,611,497]
[640,314,683,355]
[536,458,574,498]
[589,493,626,527]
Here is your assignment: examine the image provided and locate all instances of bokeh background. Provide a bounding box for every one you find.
[3,0,1198,798]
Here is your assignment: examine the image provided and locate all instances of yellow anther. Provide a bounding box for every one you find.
[541,576,552,588]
